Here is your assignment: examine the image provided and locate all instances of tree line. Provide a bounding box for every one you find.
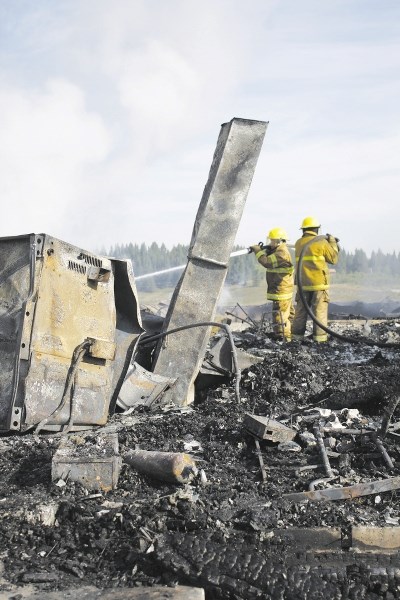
[107,243,400,292]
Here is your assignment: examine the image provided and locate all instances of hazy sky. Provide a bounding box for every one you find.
[0,0,399,255]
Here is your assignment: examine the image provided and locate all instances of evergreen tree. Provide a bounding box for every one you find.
[352,248,369,273]
[104,241,400,290]
[336,248,347,273]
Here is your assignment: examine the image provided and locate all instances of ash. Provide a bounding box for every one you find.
[1,320,400,599]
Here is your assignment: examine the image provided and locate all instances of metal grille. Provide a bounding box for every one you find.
[68,260,87,274]
[81,254,102,268]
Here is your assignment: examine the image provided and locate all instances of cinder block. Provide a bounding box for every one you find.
[272,527,342,551]
[52,432,121,492]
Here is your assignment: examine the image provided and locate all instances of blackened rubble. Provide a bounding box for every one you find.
[1,321,400,599]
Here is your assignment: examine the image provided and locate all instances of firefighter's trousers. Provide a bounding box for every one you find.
[292,290,329,342]
[272,299,294,341]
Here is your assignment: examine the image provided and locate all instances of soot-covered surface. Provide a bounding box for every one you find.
[0,320,400,599]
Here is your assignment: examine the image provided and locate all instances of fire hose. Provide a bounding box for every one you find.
[296,236,400,349]
[138,321,241,403]
[297,238,400,446]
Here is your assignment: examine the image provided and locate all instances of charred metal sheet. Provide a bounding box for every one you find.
[52,433,121,492]
[202,336,234,376]
[0,234,143,432]
[109,257,144,414]
[271,528,342,551]
[0,234,34,431]
[244,414,297,442]
[118,362,176,410]
[351,526,400,552]
[19,585,205,599]
[200,336,263,379]
[284,476,400,502]
[259,527,399,553]
[152,118,267,406]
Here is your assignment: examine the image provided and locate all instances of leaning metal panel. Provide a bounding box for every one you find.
[152,118,267,405]
[0,234,35,430]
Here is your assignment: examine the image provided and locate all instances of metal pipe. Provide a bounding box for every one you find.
[225,311,254,327]
[374,436,394,470]
[313,424,333,478]
[124,449,197,484]
[236,303,259,328]
[254,438,267,483]
[379,395,400,438]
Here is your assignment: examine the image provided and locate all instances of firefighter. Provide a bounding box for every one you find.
[250,227,294,341]
[292,216,340,343]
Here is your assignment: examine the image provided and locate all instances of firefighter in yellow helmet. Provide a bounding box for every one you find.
[250,227,294,341]
[292,216,340,343]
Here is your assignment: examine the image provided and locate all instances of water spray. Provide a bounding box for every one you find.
[135,248,250,281]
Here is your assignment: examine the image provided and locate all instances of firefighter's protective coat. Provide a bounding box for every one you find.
[255,243,294,300]
[294,232,339,291]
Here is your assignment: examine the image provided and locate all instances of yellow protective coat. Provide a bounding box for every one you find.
[292,231,340,342]
[294,232,339,291]
[256,243,294,300]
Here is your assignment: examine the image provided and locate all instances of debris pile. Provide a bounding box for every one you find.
[0,319,400,599]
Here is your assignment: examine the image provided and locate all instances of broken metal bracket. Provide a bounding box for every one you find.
[87,337,117,361]
[187,253,228,268]
[118,361,176,410]
[284,475,400,503]
[244,414,297,443]
[87,265,111,282]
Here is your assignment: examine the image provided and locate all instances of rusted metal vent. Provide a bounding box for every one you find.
[0,234,143,433]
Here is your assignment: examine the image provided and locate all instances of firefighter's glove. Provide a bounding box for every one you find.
[249,244,263,254]
[326,234,339,244]
[264,244,274,255]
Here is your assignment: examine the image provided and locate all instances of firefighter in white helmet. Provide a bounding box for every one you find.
[292,216,340,342]
[250,227,294,341]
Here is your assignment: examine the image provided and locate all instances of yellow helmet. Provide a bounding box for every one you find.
[300,216,320,229]
[267,227,288,241]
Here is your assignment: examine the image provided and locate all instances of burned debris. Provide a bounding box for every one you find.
[1,118,400,599]
[1,324,400,599]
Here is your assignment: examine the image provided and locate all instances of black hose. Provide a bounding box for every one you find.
[139,321,242,403]
[296,236,400,349]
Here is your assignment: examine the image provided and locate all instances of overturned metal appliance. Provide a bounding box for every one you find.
[0,234,142,432]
